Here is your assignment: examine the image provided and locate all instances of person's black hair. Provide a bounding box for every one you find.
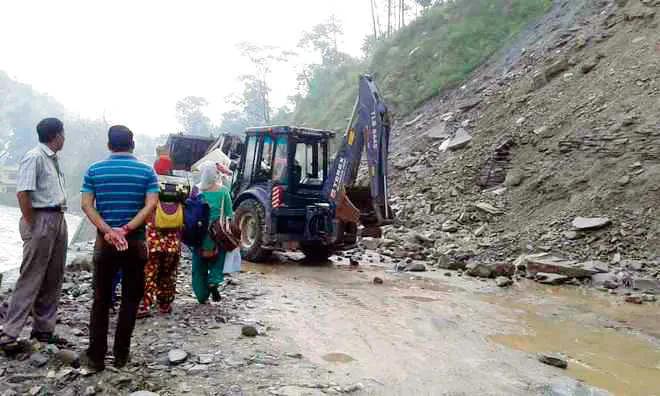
[108,125,135,152]
[36,118,64,143]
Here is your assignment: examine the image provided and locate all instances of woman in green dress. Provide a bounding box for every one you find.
[192,162,233,303]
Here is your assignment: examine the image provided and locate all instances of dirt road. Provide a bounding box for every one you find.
[226,256,660,396]
[3,254,659,396]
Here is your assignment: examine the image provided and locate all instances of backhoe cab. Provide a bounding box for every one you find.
[231,127,338,261]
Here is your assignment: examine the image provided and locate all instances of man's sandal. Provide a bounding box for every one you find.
[0,333,22,355]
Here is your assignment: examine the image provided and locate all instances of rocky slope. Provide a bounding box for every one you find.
[367,0,660,293]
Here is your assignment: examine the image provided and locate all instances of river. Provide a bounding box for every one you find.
[0,205,81,274]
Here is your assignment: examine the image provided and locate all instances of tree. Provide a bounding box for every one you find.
[298,16,345,66]
[175,96,213,135]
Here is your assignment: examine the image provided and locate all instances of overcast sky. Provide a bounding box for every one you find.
[0,0,374,136]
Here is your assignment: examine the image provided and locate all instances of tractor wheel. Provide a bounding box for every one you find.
[301,243,332,262]
[235,199,271,262]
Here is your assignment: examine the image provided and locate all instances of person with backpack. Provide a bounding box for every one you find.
[137,154,185,318]
[190,161,233,303]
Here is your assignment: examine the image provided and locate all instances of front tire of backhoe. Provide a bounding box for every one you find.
[235,199,271,262]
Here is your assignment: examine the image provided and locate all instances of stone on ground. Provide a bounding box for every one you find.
[168,349,188,365]
[571,217,611,231]
[525,254,599,278]
[538,353,568,369]
[241,325,258,337]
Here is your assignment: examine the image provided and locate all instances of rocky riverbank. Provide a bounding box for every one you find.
[0,248,367,396]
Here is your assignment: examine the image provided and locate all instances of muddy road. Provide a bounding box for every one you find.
[2,253,659,396]
[234,256,660,396]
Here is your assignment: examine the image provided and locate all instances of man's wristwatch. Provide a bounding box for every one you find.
[121,224,131,234]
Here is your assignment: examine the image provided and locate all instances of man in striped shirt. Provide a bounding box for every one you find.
[80,125,159,371]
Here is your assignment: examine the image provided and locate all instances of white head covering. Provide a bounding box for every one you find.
[197,161,219,191]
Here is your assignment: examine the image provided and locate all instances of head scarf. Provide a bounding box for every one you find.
[197,161,219,191]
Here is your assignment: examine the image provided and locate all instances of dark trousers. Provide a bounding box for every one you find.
[87,236,147,364]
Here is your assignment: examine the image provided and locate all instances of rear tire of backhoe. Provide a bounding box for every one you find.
[235,199,272,262]
[301,244,332,262]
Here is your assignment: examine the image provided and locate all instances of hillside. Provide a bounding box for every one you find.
[290,0,552,132]
[378,0,660,281]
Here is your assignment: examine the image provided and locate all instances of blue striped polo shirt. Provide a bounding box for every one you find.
[81,153,159,235]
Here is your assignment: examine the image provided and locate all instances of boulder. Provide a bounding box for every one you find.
[591,273,619,289]
[30,353,49,368]
[496,276,513,287]
[168,349,188,365]
[525,255,599,278]
[535,272,570,285]
[436,255,466,271]
[241,325,258,337]
[571,217,611,231]
[404,262,427,272]
[625,295,643,304]
[426,122,450,139]
[579,260,609,273]
[466,262,515,278]
[447,128,472,151]
[473,202,504,215]
[538,353,567,369]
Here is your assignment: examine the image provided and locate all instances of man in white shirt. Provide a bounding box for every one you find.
[0,118,68,354]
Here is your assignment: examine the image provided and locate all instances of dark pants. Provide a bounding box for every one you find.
[87,236,147,365]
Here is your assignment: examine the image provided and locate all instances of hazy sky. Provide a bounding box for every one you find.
[0,0,373,136]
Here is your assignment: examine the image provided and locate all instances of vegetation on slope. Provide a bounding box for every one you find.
[289,0,552,132]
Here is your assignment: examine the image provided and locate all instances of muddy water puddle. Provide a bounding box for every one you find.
[487,285,660,396]
[322,352,355,363]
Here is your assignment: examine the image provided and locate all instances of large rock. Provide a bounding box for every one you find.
[426,122,450,139]
[525,254,599,278]
[168,349,188,365]
[466,262,514,278]
[447,128,472,151]
[571,217,611,231]
[538,353,567,369]
[404,262,427,272]
[435,254,466,270]
[591,273,619,289]
[535,272,570,285]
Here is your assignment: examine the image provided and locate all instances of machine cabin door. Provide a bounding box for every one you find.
[236,135,259,195]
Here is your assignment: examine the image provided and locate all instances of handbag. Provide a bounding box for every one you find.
[154,202,184,229]
[223,248,242,274]
[209,194,240,251]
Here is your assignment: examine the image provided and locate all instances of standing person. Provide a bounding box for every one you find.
[153,145,173,176]
[80,125,159,371]
[0,118,68,354]
[191,162,233,304]
[137,152,183,318]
